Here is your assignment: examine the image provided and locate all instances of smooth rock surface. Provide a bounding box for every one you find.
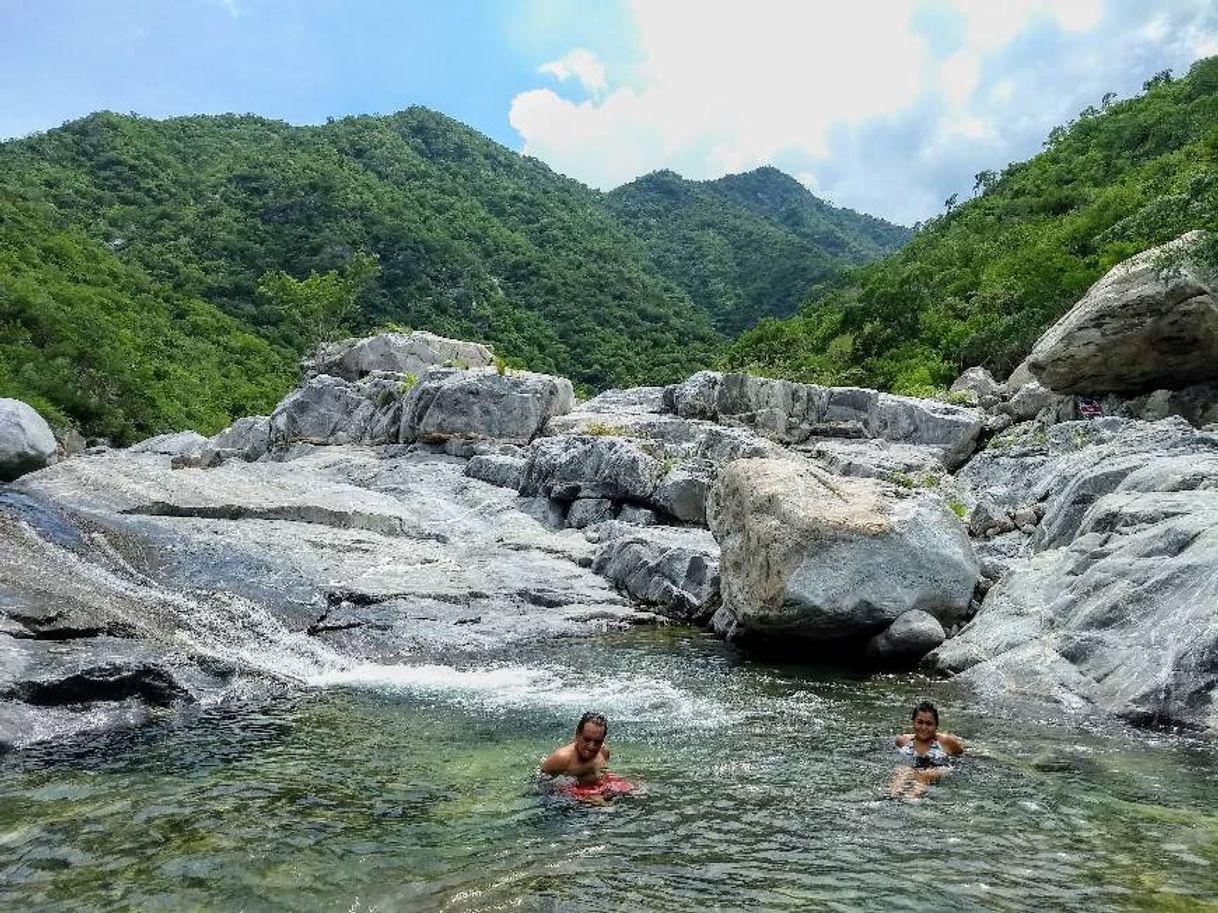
[865,609,946,662]
[306,331,493,381]
[1,443,663,747]
[1028,231,1218,394]
[0,399,58,482]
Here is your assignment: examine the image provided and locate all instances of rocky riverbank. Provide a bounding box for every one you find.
[2,231,1216,748]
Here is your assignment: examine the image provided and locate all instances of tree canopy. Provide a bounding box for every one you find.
[724,56,1218,395]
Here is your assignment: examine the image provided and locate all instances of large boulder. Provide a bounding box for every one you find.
[305,331,493,381]
[1027,231,1218,394]
[270,373,402,447]
[950,367,1001,400]
[706,458,978,649]
[519,436,663,503]
[401,368,574,445]
[0,399,57,482]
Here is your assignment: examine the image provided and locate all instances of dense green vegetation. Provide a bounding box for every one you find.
[725,57,1218,394]
[606,167,909,334]
[0,196,292,442]
[14,54,1209,443]
[1,109,739,441]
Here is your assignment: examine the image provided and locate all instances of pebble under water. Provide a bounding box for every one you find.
[2,628,1216,912]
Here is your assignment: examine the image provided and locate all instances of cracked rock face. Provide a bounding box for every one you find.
[706,458,978,648]
[927,423,1218,730]
[401,367,574,445]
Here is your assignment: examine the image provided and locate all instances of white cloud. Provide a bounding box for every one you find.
[220,0,239,18]
[537,47,607,96]
[509,0,1218,223]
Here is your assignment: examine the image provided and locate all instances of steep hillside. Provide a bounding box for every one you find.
[0,108,723,439]
[724,56,1218,393]
[606,168,910,334]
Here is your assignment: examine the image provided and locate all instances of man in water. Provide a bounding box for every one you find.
[541,711,610,782]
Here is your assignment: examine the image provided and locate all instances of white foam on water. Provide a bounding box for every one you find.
[311,660,736,729]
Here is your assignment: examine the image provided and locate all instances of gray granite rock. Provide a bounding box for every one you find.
[865,610,946,663]
[519,436,663,502]
[578,387,667,414]
[464,453,527,490]
[305,331,493,381]
[662,372,982,468]
[1028,231,1218,394]
[402,367,573,445]
[706,458,978,648]
[0,400,59,483]
[591,523,719,622]
[652,462,713,524]
[951,367,1001,399]
[566,498,616,529]
[129,431,210,458]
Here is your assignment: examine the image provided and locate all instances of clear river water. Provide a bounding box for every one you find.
[2,627,1216,912]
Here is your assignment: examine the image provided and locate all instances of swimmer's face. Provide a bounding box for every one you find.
[913,710,938,740]
[575,722,606,762]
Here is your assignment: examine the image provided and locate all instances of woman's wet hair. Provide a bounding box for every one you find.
[911,701,939,725]
[577,711,608,735]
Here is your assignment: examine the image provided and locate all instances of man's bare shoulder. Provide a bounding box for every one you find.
[540,743,576,774]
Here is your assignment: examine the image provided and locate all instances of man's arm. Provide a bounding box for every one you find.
[540,746,570,775]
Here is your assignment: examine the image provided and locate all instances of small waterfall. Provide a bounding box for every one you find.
[0,505,350,686]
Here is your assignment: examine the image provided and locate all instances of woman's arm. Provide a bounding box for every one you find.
[938,732,964,755]
[895,733,912,747]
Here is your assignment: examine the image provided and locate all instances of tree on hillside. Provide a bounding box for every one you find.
[256,251,379,348]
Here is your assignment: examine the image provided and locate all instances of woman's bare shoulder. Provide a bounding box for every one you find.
[938,732,965,754]
[895,733,913,747]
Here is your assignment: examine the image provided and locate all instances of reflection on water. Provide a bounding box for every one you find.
[2,628,1216,912]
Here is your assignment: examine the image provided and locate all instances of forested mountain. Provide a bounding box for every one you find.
[0,106,910,443]
[606,167,910,334]
[0,109,718,441]
[724,56,1218,394]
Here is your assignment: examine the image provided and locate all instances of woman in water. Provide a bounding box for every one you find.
[889,700,963,799]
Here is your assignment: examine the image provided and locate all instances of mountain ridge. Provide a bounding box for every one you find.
[0,106,903,441]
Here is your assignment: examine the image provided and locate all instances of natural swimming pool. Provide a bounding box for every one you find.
[3,628,1216,912]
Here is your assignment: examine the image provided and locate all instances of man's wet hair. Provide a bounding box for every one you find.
[576,711,608,735]
[911,700,939,725]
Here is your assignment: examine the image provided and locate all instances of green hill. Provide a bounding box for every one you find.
[724,57,1218,394]
[605,167,910,334]
[1,108,729,441]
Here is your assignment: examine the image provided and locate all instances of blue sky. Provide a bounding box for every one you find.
[3,0,1217,223]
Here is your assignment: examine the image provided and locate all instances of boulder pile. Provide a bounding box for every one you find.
[4,231,1218,746]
